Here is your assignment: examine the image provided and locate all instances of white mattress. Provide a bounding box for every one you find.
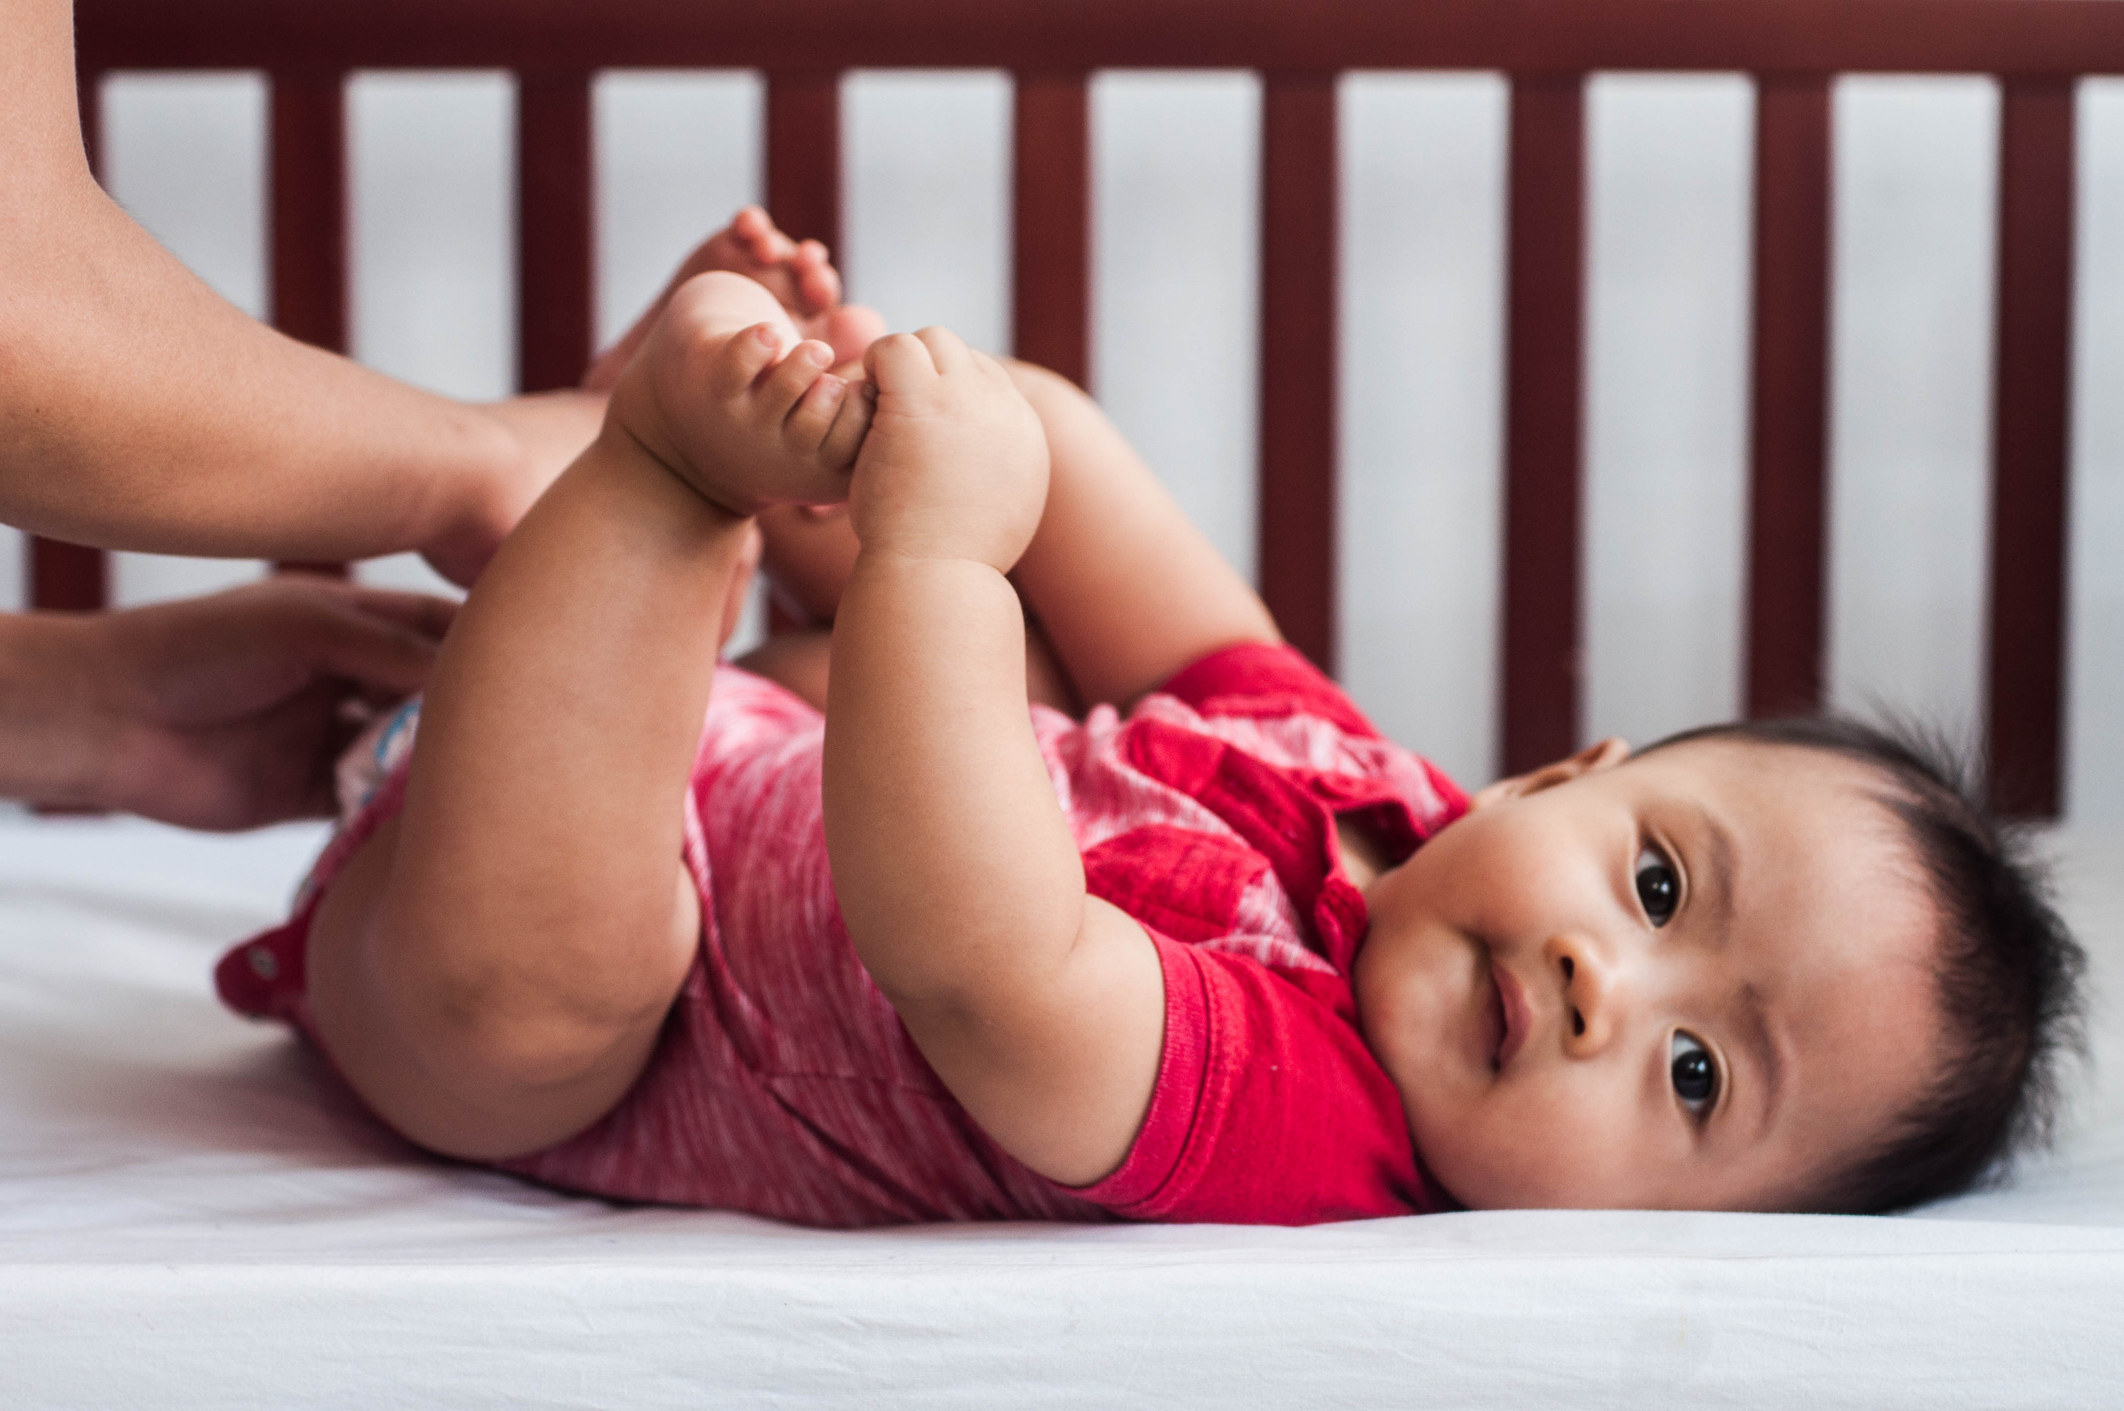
[1,814,2121,1409]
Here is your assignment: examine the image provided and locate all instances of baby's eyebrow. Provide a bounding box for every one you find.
[1693,802,1738,945]
[1735,981,1786,1128]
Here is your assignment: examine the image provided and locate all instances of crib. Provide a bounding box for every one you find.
[62,0,2123,811]
[8,2,2122,1406]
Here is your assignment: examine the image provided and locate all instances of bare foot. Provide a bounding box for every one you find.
[610,271,873,516]
[587,207,886,390]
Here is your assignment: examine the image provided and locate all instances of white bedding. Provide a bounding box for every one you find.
[1,814,2120,1408]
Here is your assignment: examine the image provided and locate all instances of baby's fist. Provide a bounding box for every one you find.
[848,329,1049,573]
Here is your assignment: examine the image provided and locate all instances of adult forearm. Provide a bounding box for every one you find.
[0,174,528,564]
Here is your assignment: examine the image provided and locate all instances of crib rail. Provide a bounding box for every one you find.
[65,0,2124,815]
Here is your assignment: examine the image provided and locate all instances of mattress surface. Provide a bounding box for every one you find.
[1,813,2120,1408]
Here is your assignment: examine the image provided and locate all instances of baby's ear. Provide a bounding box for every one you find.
[1467,736,1630,811]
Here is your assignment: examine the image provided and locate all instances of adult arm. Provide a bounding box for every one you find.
[0,0,596,582]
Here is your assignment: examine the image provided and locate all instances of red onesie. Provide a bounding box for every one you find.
[219,643,1467,1227]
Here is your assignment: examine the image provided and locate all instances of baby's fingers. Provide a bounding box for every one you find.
[864,332,941,393]
[912,325,975,374]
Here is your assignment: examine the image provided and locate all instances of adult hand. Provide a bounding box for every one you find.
[0,578,455,830]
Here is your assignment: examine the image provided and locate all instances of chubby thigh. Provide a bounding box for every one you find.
[304,809,703,1163]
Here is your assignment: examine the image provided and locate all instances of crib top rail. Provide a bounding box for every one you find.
[71,0,2124,74]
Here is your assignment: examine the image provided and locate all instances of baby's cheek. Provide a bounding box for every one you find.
[1435,1073,1637,1209]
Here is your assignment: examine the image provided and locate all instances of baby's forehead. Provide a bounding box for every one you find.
[1630,734,1946,955]
[1633,736,1918,839]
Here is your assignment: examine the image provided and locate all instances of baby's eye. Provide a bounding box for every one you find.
[1634,843,1679,927]
[1670,1031,1719,1115]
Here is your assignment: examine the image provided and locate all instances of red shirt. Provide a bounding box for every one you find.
[219,643,1466,1226]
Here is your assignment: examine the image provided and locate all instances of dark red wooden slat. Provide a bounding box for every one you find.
[1745,74,1832,718]
[30,540,109,613]
[1501,74,1586,776]
[517,69,595,393]
[267,71,354,578]
[1012,73,1090,388]
[767,74,842,254]
[35,67,111,612]
[1988,78,2075,819]
[1258,74,1339,675]
[270,70,348,354]
[72,0,2124,81]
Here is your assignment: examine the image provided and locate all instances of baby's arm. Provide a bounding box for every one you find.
[307,273,867,1160]
[825,332,1164,1186]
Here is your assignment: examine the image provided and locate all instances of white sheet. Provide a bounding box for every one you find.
[1,814,2120,1409]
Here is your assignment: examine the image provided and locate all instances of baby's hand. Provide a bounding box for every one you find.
[608,271,873,516]
[848,329,1049,573]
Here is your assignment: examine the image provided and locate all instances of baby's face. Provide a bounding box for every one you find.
[1354,737,1945,1212]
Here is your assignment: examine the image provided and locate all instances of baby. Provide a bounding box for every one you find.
[219,216,2083,1224]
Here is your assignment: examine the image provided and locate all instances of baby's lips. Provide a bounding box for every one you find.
[1491,961,1535,1070]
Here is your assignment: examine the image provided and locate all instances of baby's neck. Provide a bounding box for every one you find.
[1333,813,1392,892]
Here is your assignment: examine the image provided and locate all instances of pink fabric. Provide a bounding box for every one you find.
[219,644,1466,1226]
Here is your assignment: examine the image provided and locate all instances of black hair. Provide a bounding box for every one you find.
[1644,714,2087,1214]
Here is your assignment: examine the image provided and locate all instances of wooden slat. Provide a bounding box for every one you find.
[30,540,109,613]
[270,71,348,353]
[1011,73,1090,387]
[35,66,111,613]
[1500,74,1586,775]
[1744,74,1832,718]
[266,71,354,579]
[516,69,595,393]
[1257,74,1339,674]
[767,74,842,253]
[1987,78,2075,818]
[72,0,2124,80]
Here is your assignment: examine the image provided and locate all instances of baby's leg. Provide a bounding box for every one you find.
[307,274,859,1162]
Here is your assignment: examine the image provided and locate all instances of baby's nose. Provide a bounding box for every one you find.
[1544,933,1621,1055]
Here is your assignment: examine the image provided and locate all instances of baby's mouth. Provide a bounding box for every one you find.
[1489,960,1532,1072]
[1480,963,1507,1072]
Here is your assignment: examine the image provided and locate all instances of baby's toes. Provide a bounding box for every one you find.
[783,371,849,453]
[704,322,790,399]
[812,304,884,369]
[787,240,841,316]
[813,379,875,474]
[731,206,794,266]
[753,339,836,422]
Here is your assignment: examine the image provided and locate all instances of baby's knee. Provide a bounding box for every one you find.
[1001,356,1086,406]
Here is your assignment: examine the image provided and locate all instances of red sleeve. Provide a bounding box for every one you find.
[1064,931,1436,1224]
[1157,643,1380,739]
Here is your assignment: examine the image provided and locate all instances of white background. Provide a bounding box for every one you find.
[64,69,2124,819]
